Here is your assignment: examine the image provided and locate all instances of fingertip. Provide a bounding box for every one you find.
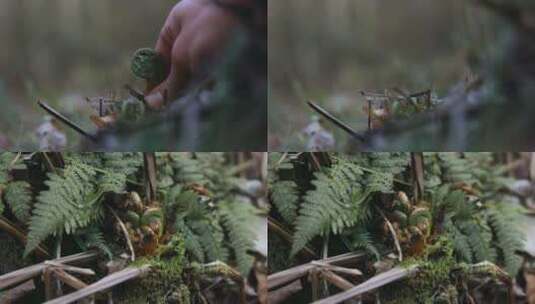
[145,92,164,110]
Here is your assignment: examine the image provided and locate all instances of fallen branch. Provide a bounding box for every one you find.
[51,268,89,290]
[310,261,363,278]
[307,101,365,141]
[268,279,303,304]
[319,269,355,291]
[37,100,97,141]
[312,265,419,304]
[44,261,96,276]
[268,252,365,290]
[44,265,151,304]
[0,250,99,291]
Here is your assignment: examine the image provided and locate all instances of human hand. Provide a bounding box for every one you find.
[145,0,257,109]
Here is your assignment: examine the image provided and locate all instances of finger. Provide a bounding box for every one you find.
[155,5,181,66]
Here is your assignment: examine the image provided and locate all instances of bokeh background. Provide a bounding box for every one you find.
[0,0,176,149]
[268,0,494,150]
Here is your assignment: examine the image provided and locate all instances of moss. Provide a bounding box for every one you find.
[382,237,458,304]
[116,235,190,304]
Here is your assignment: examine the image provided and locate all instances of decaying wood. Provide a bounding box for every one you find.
[267,279,303,304]
[526,269,535,304]
[44,265,151,304]
[44,267,56,300]
[52,268,89,290]
[310,268,320,301]
[0,280,35,303]
[143,152,157,202]
[251,254,268,304]
[312,265,419,304]
[319,269,355,291]
[0,250,99,291]
[51,268,95,304]
[411,152,425,201]
[44,261,96,276]
[310,261,363,278]
[268,252,365,290]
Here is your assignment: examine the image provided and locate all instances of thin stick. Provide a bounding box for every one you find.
[8,152,22,168]
[268,280,303,304]
[268,252,365,290]
[311,262,363,278]
[123,84,146,104]
[44,265,151,304]
[37,100,97,141]
[51,268,89,290]
[310,268,320,301]
[143,152,157,202]
[44,267,56,300]
[307,101,365,141]
[312,265,419,304]
[319,269,355,290]
[376,206,403,262]
[41,153,58,174]
[0,251,98,291]
[107,205,135,261]
[44,262,96,276]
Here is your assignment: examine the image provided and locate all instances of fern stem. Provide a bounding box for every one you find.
[107,205,135,261]
[375,206,403,262]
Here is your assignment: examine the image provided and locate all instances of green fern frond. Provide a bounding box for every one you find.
[438,153,477,185]
[366,152,410,175]
[172,190,229,263]
[291,160,368,256]
[24,161,100,257]
[4,181,32,223]
[487,204,525,275]
[219,200,257,276]
[445,218,473,262]
[346,227,381,260]
[197,218,229,262]
[175,218,205,262]
[98,153,142,193]
[458,220,496,263]
[271,180,299,224]
[75,227,113,260]
[0,153,14,185]
[169,153,205,184]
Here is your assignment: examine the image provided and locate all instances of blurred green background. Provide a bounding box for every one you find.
[0,0,176,149]
[268,0,493,150]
